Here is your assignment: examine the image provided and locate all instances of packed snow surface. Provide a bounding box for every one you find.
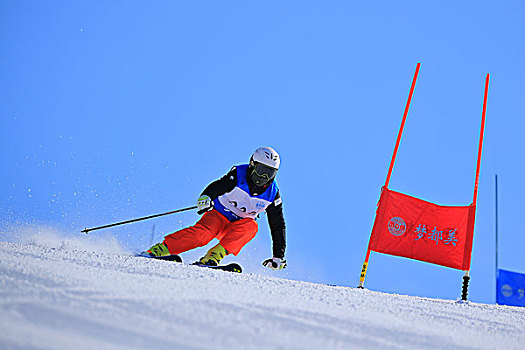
[1,234,524,349]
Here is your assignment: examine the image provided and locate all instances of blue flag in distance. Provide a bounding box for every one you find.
[497,269,525,307]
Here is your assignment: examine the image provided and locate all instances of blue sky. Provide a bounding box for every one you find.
[1,1,524,304]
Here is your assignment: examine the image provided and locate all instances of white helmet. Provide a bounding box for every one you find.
[251,147,280,169]
[248,147,280,186]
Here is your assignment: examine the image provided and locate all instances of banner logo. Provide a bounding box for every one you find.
[388,217,406,236]
[501,284,513,297]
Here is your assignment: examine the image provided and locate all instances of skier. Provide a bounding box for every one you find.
[145,147,287,270]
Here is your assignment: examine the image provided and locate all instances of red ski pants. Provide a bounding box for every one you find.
[163,209,258,256]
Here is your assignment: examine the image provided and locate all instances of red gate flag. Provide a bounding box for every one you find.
[368,187,476,270]
[358,67,489,293]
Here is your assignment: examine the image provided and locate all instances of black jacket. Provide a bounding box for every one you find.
[201,166,286,259]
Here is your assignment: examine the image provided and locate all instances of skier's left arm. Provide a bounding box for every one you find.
[262,191,287,270]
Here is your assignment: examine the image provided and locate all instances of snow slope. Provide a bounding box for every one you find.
[1,234,524,350]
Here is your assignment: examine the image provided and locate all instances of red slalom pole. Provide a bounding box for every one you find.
[460,73,490,301]
[384,62,421,188]
[472,73,490,206]
[358,63,421,288]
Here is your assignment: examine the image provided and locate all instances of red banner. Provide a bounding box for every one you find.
[369,187,476,270]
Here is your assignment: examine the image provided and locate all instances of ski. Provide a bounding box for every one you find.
[192,262,243,273]
[136,252,242,273]
[136,252,182,263]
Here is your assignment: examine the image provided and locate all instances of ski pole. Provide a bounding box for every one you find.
[81,205,198,234]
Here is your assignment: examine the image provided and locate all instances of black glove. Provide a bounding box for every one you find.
[262,257,287,270]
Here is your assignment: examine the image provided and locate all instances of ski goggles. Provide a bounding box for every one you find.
[250,162,277,186]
